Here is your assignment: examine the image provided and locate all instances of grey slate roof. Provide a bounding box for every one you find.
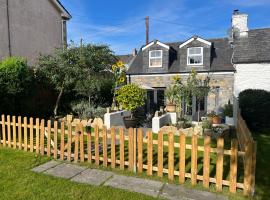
[127,38,234,75]
[127,28,270,75]
[233,28,270,63]
[117,54,135,65]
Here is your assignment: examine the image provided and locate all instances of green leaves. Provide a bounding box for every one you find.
[115,84,146,112]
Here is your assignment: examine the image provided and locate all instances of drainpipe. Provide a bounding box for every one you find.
[6,0,12,57]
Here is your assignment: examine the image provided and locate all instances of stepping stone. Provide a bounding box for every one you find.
[71,169,114,186]
[104,175,163,198]
[159,184,228,200]
[44,163,86,179]
[32,160,60,173]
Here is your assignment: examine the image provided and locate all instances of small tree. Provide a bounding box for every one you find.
[37,46,80,117]
[115,84,145,118]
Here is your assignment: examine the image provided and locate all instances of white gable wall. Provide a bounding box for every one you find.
[234,63,270,97]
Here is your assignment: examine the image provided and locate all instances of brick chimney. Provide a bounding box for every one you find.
[232,10,248,38]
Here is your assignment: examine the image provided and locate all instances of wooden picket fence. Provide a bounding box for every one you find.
[0,115,256,196]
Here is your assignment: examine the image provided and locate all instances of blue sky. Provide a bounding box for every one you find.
[61,0,270,55]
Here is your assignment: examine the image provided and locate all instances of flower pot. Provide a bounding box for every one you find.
[225,116,234,126]
[123,117,139,128]
[213,116,221,124]
[166,103,176,112]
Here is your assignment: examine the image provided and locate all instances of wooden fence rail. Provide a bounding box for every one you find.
[0,115,256,196]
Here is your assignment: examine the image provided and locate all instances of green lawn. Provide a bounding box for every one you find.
[0,147,156,200]
[252,130,270,200]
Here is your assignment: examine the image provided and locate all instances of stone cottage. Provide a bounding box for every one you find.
[125,10,270,117]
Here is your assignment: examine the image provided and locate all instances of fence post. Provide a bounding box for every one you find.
[67,122,72,161]
[137,128,143,173]
[18,116,22,150]
[7,115,11,148]
[191,134,198,186]
[2,115,6,147]
[179,133,186,184]
[119,127,125,170]
[244,142,253,196]
[103,126,108,167]
[251,141,257,196]
[94,125,99,165]
[128,128,134,171]
[203,136,211,188]
[40,120,45,156]
[229,139,238,193]
[47,120,51,157]
[157,130,163,178]
[111,127,116,168]
[23,117,27,151]
[168,132,174,182]
[12,116,16,149]
[133,128,137,173]
[74,124,79,163]
[147,130,153,176]
[79,123,84,162]
[53,121,58,159]
[216,137,224,192]
[36,118,40,154]
[60,121,65,160]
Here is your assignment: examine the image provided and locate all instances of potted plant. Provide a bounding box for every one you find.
[202,119,213,136]
[165,85,178,112]
[212,113,221,124]
[207,112,221,124]
[115,84,145,128]
[223,101,234,125]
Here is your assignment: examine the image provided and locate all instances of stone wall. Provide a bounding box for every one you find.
[129,73,234,113]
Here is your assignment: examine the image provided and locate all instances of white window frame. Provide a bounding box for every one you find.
[187,47,203,66]
[149,50,163,68]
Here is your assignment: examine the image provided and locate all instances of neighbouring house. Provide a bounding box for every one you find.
[0,0,71,65]
[126,10,270,118]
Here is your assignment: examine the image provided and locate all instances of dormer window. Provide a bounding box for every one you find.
[149,50,162,67]
[187,47,203,65]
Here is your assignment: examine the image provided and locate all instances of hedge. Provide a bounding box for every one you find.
[239,89,270,130]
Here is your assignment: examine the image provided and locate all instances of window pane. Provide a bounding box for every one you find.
[150,58,162,67]
[150,50,161,58]
[188,55,202,64]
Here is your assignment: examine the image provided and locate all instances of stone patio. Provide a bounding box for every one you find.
[32,160,228,200]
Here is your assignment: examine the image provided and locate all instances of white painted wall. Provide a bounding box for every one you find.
[234,63,270,97]
[104,110,131,129]
[152,112,177,133]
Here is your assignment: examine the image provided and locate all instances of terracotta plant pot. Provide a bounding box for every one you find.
[166,103,176,112]
[213,116,221,124]
[123,117,139,128]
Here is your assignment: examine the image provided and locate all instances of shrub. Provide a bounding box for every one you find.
[0,57,32,115]
[222,100,233,117]
[115,84,145,118]
[239,89,270,129]
[71,100,106,119]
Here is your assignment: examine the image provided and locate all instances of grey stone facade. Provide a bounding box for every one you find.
[129,73,234,113]
[0,0,71,65]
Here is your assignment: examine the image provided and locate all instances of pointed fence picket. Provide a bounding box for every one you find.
[0,114,257,196]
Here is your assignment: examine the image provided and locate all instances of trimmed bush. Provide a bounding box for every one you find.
[239,89,270,129]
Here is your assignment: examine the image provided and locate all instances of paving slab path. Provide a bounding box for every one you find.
[32,160,228,200]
